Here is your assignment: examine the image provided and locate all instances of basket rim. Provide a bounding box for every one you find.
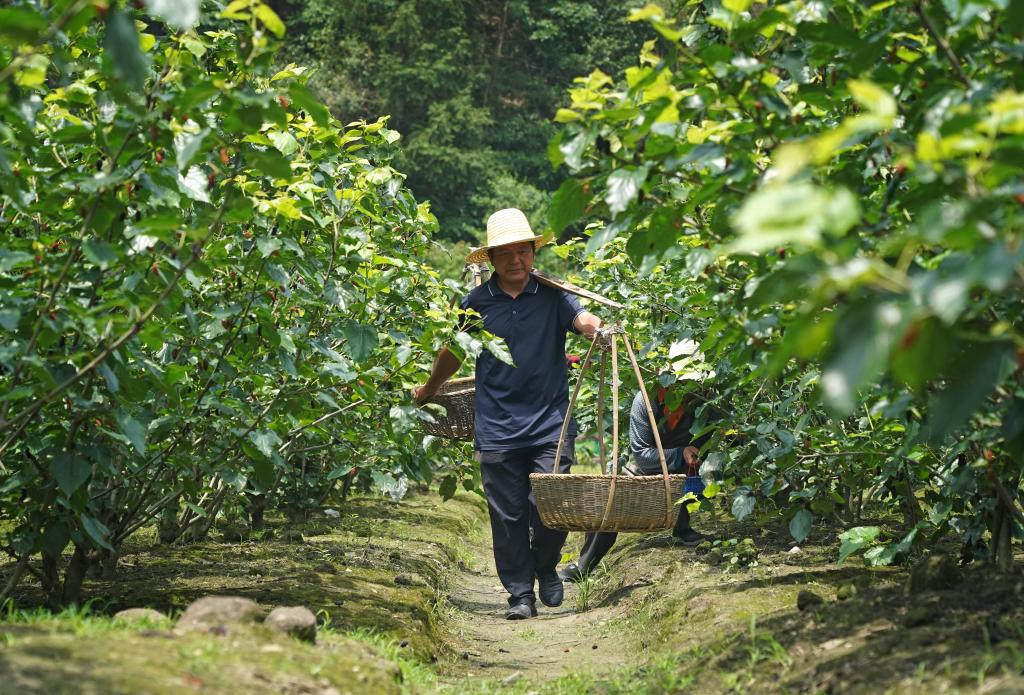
[529,473,688,481]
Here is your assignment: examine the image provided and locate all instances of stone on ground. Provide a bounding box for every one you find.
[176,596,263,634]
[797,589,825,611]
[113,607,167,625]
[264,606,318,643]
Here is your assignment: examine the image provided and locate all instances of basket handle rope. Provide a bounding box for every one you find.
[551,326,672,530]
[622,332,673,529]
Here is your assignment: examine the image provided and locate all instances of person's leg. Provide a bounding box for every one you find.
[672,503,692,536]
[478,449,536,607]
[577,531,618,574]
[528,441,574,575]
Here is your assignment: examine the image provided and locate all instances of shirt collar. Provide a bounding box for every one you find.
[487,274,539,297]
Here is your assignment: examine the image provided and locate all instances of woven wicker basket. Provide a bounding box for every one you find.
[421,376,475,441]
[532,473,689,532]
[530,328,686,532]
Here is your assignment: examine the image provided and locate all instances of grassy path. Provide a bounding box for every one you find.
[435,529,633,690]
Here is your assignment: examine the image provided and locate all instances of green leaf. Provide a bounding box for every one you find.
[80,515,114,551]
[174,128,210,172]
[341,321,378,362]
[49,453,91,497]
[821,302,908,416]
[605,166,648,216]
[838,526,880,563]
[104,8,149,91]
[0,249,34,271]
[723,0,753,12]
[244,145,292,179]
[254,3,286,38]
[257,236,282,258]
[287,84,332,126]
[143,0,200,30]
[177,166,211,203]
[548,179,588,235]
[731,490,755,520]
[116,411,148,455]
[1002,397,1024,460]
[83,239,119,269]
[248,429,282,458]
[268,130,298,156]
[438,475,458,500]
[0,308,21,332]
[925,341,1015,442]
[732,183,860,253]
[789,509,813,542]
[0,9,48,45]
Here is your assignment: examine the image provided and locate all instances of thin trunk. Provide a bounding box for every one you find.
[61,545,89,606]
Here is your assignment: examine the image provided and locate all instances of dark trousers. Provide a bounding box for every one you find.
[576,504,692,574]
[477,441,574,606]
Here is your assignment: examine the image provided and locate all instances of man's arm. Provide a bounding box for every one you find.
[629,393,680,473]
[412,348,461,405]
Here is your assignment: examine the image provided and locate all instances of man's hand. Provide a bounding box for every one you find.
[411,385,434,406]
[683,446,700,467]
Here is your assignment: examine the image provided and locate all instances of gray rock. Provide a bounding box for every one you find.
[394,573,425,587]
[113,608,167,625]
[907,555,961,594]
[176,596,263,634]
[265,606,317,643]
[797,590,825,611]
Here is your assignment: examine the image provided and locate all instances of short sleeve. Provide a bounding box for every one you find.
[558,291,585,334]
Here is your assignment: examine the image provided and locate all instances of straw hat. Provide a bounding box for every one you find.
[465,208,548,264]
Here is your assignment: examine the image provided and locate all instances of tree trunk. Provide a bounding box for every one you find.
[41,554,61,609]
[61,545,90,606]
[248,491,267,530]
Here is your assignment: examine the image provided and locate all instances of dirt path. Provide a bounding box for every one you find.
[437,532,635,688]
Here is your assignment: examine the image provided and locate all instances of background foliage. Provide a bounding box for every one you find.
[547,0,1023,569]
[269,0,653,242]
[0,0,506,606]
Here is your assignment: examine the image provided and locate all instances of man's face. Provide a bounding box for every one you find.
[489,242,535,283]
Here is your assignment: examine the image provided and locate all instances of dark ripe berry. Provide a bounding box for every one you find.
[776,247,786,259]
[134,0,145,9]
[1017,347,1024,370]
[831,70,837,86]
[155,150,165,163]
[219,147,230,165]
[150,261,159,274]
[13,166,20,177]
[754,100,764,109]
[984,449,995,462]
[1015,193,1024,205]
[793,113,802,124]
[96,2,109,17]
[243,230,252,239]
[278,95,290,109]
[221,319,233,329]
[207,172,216,188]
[894,163,907,176]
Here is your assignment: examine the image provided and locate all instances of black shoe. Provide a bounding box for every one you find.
[673,527,707,547]
[505,599,537,620]
[537,572,564,607]
[558,563,586,583]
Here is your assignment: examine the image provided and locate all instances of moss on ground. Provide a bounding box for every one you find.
[0,491,487,694]
[514,501,1024,694]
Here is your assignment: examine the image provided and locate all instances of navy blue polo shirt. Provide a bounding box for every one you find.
[460,275,585,451]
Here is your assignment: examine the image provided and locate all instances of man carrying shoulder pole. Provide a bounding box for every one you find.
[414,208,602,620]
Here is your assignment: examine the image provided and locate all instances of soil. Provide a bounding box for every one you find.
[0,492,1022,694]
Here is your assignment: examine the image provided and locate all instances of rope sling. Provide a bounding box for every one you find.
[529,326,688,532]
